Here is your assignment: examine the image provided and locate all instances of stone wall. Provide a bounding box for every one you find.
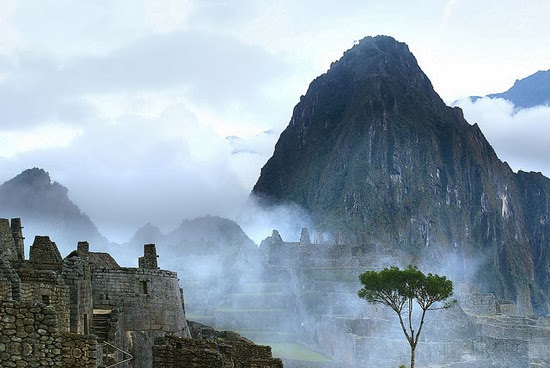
[264,237,393,270]
[461,294,518,316]
[153,336,283,368]
[483,336,529,368]
[17,267,70,332]
[60,332,102,368]
[138,243,159,269]
[62,256,93,334]
[0,300,100,368]
[0,257,20,301]
[10,218,25,264]
[0,274,11,299]
[0,301,62,367]
[92,267,189,334]
[0,218,19,263]
[92,266,190,368]
[29,236,63,272]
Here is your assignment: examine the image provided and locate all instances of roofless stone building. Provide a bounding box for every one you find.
[0,218,282,368]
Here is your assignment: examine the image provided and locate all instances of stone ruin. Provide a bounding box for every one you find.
[249,228,550,368]
[0,218,283,368]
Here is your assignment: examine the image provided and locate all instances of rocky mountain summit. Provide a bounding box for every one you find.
[0,168,107,249]
[252,35,550,315]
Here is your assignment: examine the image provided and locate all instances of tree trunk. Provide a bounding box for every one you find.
[410,346,415,368]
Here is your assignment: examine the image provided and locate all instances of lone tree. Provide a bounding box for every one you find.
[358,265,454,368]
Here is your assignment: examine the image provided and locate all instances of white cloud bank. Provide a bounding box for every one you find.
[0,0,549,243]
[454,97,550,178]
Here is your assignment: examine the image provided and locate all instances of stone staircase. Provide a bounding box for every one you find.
[91,310,112,342]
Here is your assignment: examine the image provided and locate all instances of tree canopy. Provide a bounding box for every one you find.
[358,265,454,368]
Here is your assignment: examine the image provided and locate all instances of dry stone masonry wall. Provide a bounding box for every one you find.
[153,336,283,368]
[92,267,188,333]
[0,301,100,368]
[17,267,70,332]
[62,256,93,334]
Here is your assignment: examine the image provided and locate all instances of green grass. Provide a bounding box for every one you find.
[214,307,286,313]
[267,343,332,362]
[235,330,291,337]
[186,314,213,319]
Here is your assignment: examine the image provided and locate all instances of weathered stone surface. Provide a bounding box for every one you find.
[0,301,99,368]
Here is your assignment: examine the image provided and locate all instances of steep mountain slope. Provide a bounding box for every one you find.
[0,168,107,251]
[252,36,550,314]
[486,69,550,108]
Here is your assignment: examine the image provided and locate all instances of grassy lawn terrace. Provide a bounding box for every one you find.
[267,343,333,362]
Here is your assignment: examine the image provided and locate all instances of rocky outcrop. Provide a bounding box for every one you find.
[252,35,550,314]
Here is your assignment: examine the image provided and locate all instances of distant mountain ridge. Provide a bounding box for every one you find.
[471,69,550,108]
[127,215,256,253]
[252,35,550,314]
[0,168,108,251]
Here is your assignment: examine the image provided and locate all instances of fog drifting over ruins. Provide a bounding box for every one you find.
[0,0,550,243]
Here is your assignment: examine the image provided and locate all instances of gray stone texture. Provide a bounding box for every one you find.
[0,301,100,368]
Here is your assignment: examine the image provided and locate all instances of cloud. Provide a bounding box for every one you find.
[443,0,461,19]
[0,0,23,58]
[2,0,549,247]
[236,195,313,244]
[0,29,290,128]
[0,123,81,157]
[0,7,295,243]
[144,0,193,33]
[454,97,550,177]
[0,96,285,243]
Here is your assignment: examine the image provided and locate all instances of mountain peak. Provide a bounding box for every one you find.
[254,35,458,203]
[331,35,436,92]
[0,168,106,251]
[4,168,55,189]
[252,35,550,314]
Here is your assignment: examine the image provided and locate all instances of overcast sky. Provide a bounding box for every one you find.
[0,0,549,242]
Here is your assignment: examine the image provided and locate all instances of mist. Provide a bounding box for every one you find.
[2,1,550,366]
[0,118,282,244]
[236,195,313,244]
[453,97,550,177]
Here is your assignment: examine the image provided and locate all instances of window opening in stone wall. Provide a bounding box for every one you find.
[11,286,20,301]
[140,280,148,295]
[42,295,50,305]
[84,313,89,334]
